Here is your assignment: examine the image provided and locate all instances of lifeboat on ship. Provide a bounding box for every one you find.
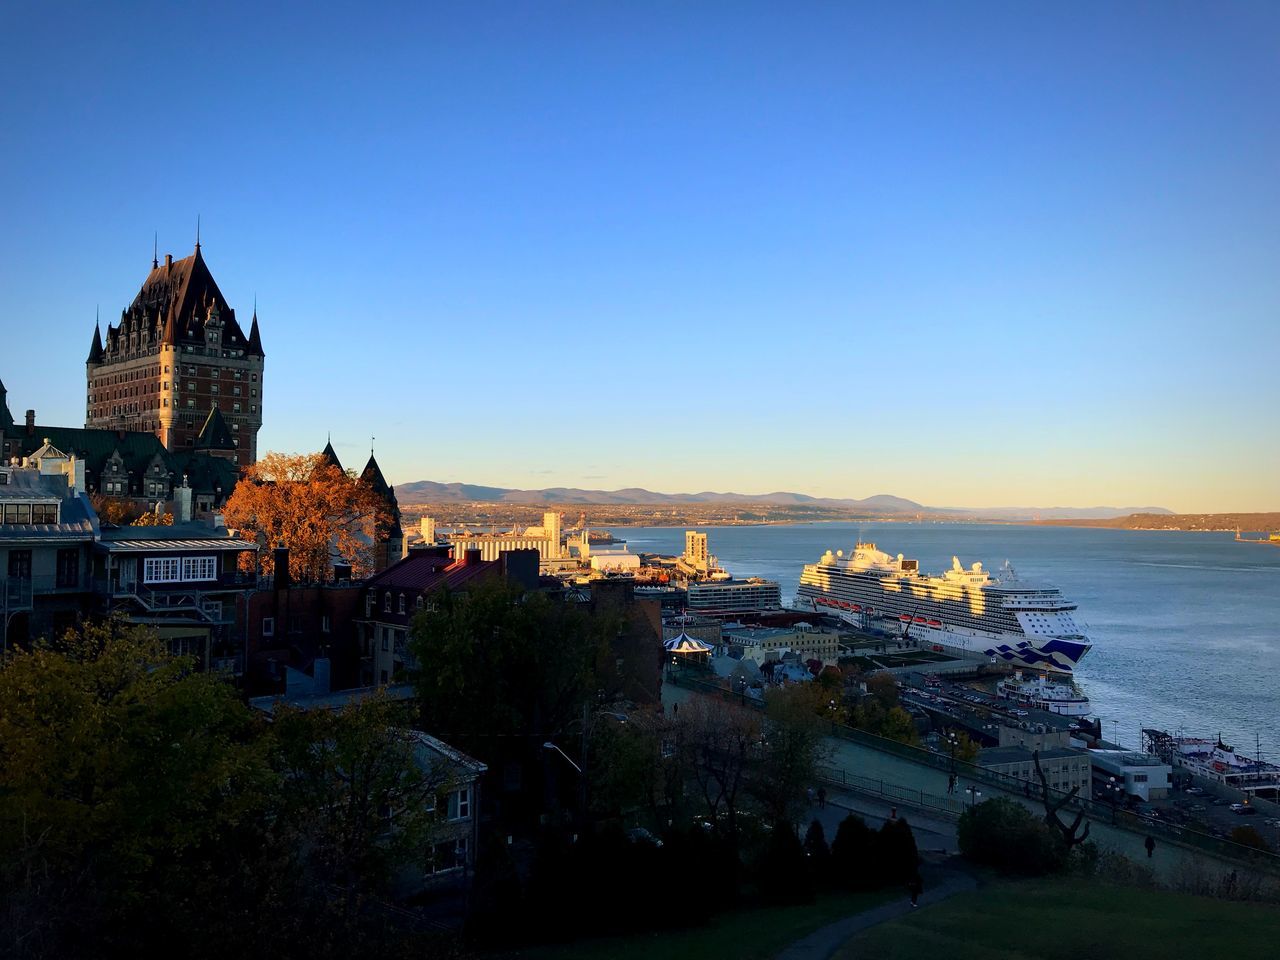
[914,616,928,624]
[927,619,942,628]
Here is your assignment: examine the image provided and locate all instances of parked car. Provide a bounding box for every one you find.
[1229,803,1257,816]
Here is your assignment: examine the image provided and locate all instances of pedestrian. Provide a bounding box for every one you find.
[908,873,923,908]
[1145,835,1155,859]
[807,786,816,806]
[817,786,827,809]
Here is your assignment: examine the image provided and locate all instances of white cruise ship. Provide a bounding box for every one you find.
[796,542,1092,673]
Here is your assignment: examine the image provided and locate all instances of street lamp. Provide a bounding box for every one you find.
[1105,775,1121,823]
[965,786,982,810]
[946,731,959,794]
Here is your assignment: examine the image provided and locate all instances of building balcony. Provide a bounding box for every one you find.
[2,575,92,611]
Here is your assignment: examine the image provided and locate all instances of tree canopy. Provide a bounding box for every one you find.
[223,451,387,581]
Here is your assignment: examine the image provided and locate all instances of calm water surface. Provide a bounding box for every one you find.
[622,523,1280,759]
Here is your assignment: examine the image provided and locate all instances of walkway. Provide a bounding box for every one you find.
[773,862,976,960]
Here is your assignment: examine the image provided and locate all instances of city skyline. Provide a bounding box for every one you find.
[2,3,1278,513]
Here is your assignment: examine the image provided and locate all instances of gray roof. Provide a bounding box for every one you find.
[979,745,1086,766]
[98,537,257,553]
[0,468,98,541]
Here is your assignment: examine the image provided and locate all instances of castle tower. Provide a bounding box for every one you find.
[85,242,264,468]
[361,450,403,572]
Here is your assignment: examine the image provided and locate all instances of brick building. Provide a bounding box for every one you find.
[85,241,264,468]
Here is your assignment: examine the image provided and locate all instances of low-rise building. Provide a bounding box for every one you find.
[0,450,98,647]
[722,622,841,665]
[1090,750,1172,802]
[976,745,1092,797]
[685,576,782,618]
[93,502,257,671]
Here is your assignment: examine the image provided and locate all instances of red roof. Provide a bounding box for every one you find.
[366,551,497,592]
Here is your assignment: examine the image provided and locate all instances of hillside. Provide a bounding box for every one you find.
[1039,512,1280,531]
[393,479,1171,522]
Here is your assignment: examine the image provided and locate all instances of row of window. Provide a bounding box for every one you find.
[142,555,218,584]
[1,503,59,525]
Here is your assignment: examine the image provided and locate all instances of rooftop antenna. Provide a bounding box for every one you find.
[152,232,158,269]
[370,435,375,457]
[195,215,201,251]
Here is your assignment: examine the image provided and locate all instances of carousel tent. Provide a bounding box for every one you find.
[664,632,714,655]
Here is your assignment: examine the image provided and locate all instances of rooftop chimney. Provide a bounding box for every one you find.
[165,253,173,268]
[273,547,291,591]
[465,547,483,567]
[25,410,34,435]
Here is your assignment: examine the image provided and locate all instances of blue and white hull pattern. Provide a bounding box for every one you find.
[796,544,1093,675]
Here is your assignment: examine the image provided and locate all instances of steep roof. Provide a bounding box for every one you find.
[104,245,251,352]
[87,325,104,364]
[319,439,344,473]
[0,379,13,432]
[361,453,402,538]
[194,405,236,451]
[246,313,264,357]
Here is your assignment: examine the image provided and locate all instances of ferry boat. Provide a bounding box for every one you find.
[796,542,1092,673]
[996,671,1092,716]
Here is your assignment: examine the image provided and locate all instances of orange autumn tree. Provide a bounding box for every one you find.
[223,452,388,582]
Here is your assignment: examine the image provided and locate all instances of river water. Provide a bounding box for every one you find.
[620,522,1280,760]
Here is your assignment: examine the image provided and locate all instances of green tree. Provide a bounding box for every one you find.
[958,796,1066,875]
[754,684,829,826]
[876,817,920,884]
[409,578,615,764]
[803,818,831,885]
[588,719,659,820]
[268,694,457,915]
[830,813,877,890]
[0,618,275,958]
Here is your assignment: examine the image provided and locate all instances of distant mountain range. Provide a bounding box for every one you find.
[393,479,1171,521]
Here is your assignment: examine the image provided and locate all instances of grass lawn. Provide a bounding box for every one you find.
[503,889,893,960]
[834,877,1280,960]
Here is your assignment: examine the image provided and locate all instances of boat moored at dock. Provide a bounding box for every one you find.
[795,542,1093,673]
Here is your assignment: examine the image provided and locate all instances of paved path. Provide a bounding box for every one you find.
[773,863,977,960]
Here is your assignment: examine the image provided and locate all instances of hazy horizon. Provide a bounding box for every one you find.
[3,3,1277,513]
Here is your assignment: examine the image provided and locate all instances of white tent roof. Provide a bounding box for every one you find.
[664,632,713,654]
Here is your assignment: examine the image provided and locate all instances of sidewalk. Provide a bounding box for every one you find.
[805,786,960,855]
[773,862,977,960]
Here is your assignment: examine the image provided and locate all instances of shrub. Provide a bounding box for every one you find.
[958,797,1065,875]
[877,817,920,885]
[830,813,878,889]
[803,818,831,886]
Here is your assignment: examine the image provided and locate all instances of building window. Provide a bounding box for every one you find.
[384,592,392,613]
[397,593,405,614]
[142,556,217,583]
[321,615,331,633]
[56,548,79,588]
[143,557,181,583]
[262,617,275,637]
[448,787,472,821]
[382,628,389,651]
[415,595,423,611]
[8,549,32,579]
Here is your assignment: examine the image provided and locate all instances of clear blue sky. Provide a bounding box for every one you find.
[2,1,1276,512]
